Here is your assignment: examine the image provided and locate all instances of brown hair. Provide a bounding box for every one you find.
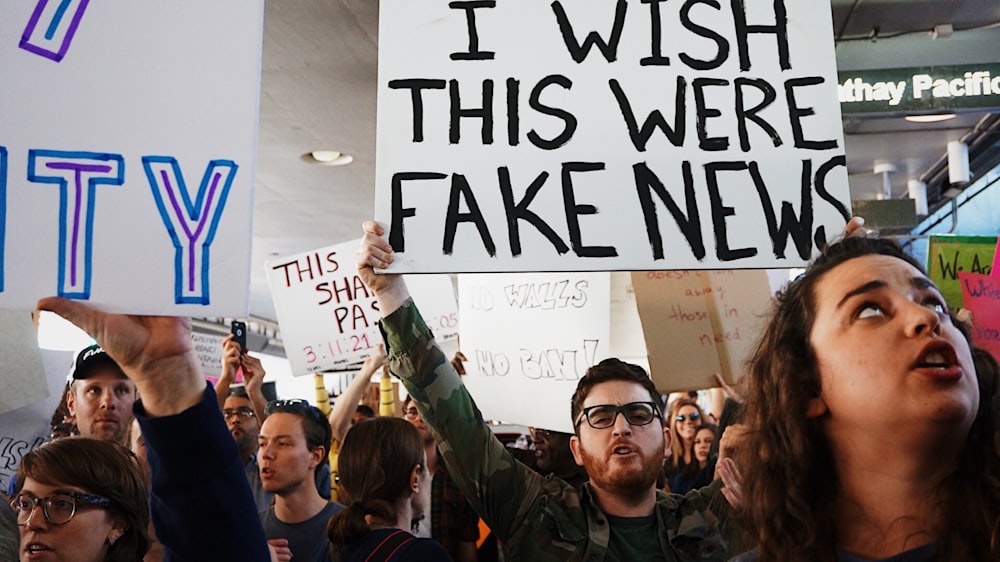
[16,437,150,562]
[737,236,1000,561]
[570,358,662,433]
[666,397,704,472]
[327,417,425,561]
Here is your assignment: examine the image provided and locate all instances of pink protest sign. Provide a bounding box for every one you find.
[958,272,1000,360]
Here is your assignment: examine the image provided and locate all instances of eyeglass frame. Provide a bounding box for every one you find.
[11,491,112,526]
[222,407,256,420]
[574,401,662,430]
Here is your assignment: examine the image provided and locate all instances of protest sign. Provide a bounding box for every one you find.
[0,311,48,415]
[0,348,73,493]
[0,1,263,315]
[457,272,610,433]
[192,331,227,384]
[267,239,459,375]
[375,0,850,273]
[958,272,1000,360]
[632,269,772,392]
[927,235,996,311]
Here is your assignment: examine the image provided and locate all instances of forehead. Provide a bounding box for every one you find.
[75,370,132,388]
[676,404,699,414]
[813,254,934,309]
[224,395,252,409]
[20,477,80,495]
[582,380,651,407]
[260,412,305,438]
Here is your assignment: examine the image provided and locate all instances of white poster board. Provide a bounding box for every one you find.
[375,0,850,273]
[267,239,459,376]
[192,331,226,382]
[0,1,263,315]
[0,348,73,492]
[457,272,610,433]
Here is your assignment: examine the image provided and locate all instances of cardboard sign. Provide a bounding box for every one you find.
[0,311,48,415]
[0,1,263,315]
[457,272,610,433]
[632,269,772,392]
[0,348,73,493]
[267,240,459,376]
[374,0,850,273]
[927,235,997,311]
[958,272,1000,360]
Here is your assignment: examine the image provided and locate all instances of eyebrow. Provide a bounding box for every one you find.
[836,276,939,310]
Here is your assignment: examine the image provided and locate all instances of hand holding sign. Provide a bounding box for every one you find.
[357,220,410,313]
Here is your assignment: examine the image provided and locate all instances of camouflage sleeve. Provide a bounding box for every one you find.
[382,298,544,541]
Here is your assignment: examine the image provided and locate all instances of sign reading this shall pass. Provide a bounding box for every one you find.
[267,239,459,376]
[375,0,851,273]
[0,1,264,315]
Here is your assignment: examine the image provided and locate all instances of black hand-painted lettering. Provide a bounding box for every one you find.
[507,78,520,146]
[785,76,837,150]
[388,79,447,143]
[753,159,813,259]
[813,154,850,249]
[449,1,497,60]
[450,79,494,144]
[678,0,729,70]
[639,0,670,66]
[390,172,446,252]
[693,77,730,151]
[634,161,706,261]
[550,0,627,63]
[734,77,781,151]
[610,76,686,151]
[443,173,497,256]
[730,0,789,71]
[705,161,757,261]
[498,166,570,256]
[527,74,577,150]
[561,162,617,258]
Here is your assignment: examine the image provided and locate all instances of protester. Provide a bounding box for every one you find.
[734,236,1000,561]
[37,297,271,561]
[328,347,386,445]
[670,424,718,495]
[663,398,704,489]
[11,437,149,562]
[65,344,136,445]
[356,220,733,561]
[327,417,452,561]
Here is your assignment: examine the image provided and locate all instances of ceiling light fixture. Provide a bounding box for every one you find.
[303,150,354,166]
[904,113,957,123]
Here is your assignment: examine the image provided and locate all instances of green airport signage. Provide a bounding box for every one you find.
[838,63,1000,114]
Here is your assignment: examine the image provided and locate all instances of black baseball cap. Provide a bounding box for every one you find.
[70,344,126,380]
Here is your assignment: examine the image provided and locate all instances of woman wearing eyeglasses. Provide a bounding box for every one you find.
[11,437,149,562]
[662,398,704,492]
[732,236,1000,561]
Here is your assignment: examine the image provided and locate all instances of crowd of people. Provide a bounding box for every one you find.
[2,219,998,562]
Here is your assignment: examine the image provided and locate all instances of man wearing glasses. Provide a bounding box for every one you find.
[357,221,734,561]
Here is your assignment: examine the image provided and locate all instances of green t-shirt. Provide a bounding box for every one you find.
[606,513,667,562]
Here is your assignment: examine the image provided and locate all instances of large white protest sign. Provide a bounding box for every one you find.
[0,348,73,493]
[457,272,610,433]
[267,239,459,376]
[0,1,263,315]
[375,0,850,273]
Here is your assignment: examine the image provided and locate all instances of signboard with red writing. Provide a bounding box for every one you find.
[958,271,1000,360]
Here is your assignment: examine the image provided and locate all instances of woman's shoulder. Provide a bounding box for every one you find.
[395,536,452,561]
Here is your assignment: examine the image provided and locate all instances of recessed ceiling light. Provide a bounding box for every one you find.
[904,113,957,123]
[302,150,354,166]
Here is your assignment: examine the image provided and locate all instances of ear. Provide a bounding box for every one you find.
[65,389,77,416]
[569,434,585,467]
[806,396,828,418]
[662,424,671,459]
[106,519,127,547]
[309,445,327,470]
[409,464,421,493]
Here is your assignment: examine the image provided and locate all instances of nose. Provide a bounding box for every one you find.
[611,410,633,436]
[99,390,115,409]
[260,443,274,459]
[23,503,47,530]
[905,300,942,338]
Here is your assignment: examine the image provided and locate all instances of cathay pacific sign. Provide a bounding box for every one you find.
[838,63,1000,114]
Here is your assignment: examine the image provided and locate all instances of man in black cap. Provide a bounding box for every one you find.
[66,343,137,445]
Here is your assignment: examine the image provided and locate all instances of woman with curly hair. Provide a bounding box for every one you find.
[662,398,704,491]
[733,236,1000,561]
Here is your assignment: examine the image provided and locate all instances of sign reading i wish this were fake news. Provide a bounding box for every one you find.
[375,0,852,273]
[0,1,264,315]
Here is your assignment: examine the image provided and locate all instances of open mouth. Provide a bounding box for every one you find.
[912,342,958,370]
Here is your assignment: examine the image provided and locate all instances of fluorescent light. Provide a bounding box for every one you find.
[306,150,354,166]
[904,113,956,123]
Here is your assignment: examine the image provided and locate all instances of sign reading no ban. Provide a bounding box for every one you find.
[375,0,851,272]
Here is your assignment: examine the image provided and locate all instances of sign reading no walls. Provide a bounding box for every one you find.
[375,0,851,273]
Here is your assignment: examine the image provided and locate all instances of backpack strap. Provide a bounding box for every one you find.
[364,529,416,562]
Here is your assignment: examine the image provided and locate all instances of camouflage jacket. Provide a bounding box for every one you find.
[383,299,731,562]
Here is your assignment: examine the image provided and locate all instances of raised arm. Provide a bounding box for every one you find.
[215,334,241,410]
[241,353,270,423]
[36,297,270,562]
[329,345,385,444]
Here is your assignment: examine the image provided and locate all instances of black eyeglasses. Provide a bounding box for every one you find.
[222,407,255,420]
[675,412,700,422]
[11,491,112,526]
[575,402,661,430]
[265,399,325,423]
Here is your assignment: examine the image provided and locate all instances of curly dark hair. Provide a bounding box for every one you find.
[736,236,1000,561]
